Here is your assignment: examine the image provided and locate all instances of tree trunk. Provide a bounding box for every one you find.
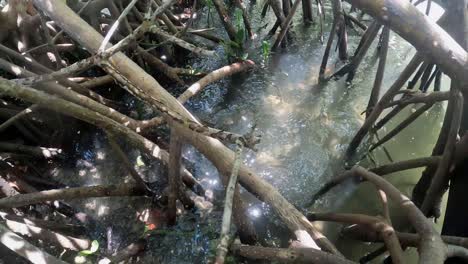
[302,0,313,23]
[331,0,347,60]
[441,1,468,263]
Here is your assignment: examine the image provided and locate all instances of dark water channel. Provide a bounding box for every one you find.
[47,2,448,263]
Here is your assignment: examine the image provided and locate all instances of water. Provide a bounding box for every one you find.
[47,1,448,263]
[184,1,448,262]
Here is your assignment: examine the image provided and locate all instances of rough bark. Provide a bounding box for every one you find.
[136,47,185,85]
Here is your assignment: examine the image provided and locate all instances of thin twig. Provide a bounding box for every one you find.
[347,54,424,156]
[167,131,182,225]
[352,166,447,263]
[308,156,440,207]
[50,1,92,44]
[307,212,403,263]
[106,131,150,193]
[272,0,302,49]
[0,223,67,264]
[231,244,356,263]
[215,139,244,264]
[99,0,139,52]
[385,91,450,108]
[149,26,215,56]
[319,18,338,81]
[366,27,389,118]
[0,183,145,209]
[178,61,255,103]
[17,0,178,86]
[0,104,40,133]
[38,11,66,69]
[369,103,433,152]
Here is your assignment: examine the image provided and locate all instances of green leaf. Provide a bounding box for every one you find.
[235,28,245,46]
[142,224,154,236]
[79,240,99,256]
[261,40,271,60]
[204,0,213,8]
[136,155,145,167]
[234,8,243,29]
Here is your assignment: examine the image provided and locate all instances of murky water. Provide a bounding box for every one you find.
[46,2,449,263]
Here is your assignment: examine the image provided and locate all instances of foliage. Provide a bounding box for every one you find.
[204,0,214,27]
[186,65,204,76]
[261,40,271,61]
[136,155,146,167]
[221,8,249,61]
[234,8,246,45]
[79,240,100,256]
[74,240,100,264]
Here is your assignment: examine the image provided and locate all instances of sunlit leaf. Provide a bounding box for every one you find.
[235,8,243,29]
[79,240,99,256]
[262,40,271,60]
[136,156,145,167]
[74,255,87,264]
